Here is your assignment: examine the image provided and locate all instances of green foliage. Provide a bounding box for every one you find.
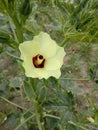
[24,79,36,100]
[0,29,18,49]
[0,112,7,125]
[0,0,98,130]
[89,64,98,83]
[20,0,32,16]
[37,86,47,103]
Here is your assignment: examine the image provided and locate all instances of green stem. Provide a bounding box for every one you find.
[43,78,48,87]
[68,121,88,130]
[16,26,23,43]
[60,38,68,47]
[86,96,97,111]
[0,96,27,110]
[8,10,23,42]
[8,16,18,42]
[6,52,23,61]
[1,1,23,43]
[15,113,35,130]
[11,16,23,42]
[34,100,43,130]
[60,78,90,81]
[44,114,60,120]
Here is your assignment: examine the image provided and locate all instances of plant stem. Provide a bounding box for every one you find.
[1,1,23,43]
[60,77,90,81]
[44,114,60,120]
[60,38,68,47]
[6,52,23,61]
[68,121,88,130]
[16,26,23,42]
[15,113,35,130]
[34,100,43,130]
[0,96,27,110]
[43,78,48,87]
[8,16,18,42]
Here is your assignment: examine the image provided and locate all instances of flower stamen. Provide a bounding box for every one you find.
[32,54,45,68]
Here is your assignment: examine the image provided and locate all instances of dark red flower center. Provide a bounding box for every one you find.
[32,54,45,68]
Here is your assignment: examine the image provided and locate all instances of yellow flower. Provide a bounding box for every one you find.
[19,32,65,79]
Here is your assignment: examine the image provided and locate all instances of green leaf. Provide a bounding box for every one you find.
[71,0,89,19]
[5,113,27,130]
[59,78,83,95]
[0,30,19,49]
[94,109,98,123]
[24,80,36,100]
[58,2,75,14]
[66,123,79,130]
[38,86,47,103]
[0,112,7,125]
[0,30,11,43]
[20,0,32,16]
[45,117,59,130]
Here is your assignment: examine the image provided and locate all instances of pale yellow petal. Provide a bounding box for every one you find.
[33,32,58,58]
[45,47,65,70]
[33,68,61,79]
[33,68,50,79]
[22,56,37,78]
[19,40,40,58]
[23,64,36,78]
[45,58,61,70]
[47,69,61,79]
[54,47,66,65]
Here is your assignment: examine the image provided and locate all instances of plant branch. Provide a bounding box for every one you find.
[34,100,44,130]
[14,113,35,130]
[0,96,27,110]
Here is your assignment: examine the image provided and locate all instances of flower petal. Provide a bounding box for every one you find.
[45,47,65,70]
[19,40,41,58]
[45,58,61,70]
[33,68,61,79]
[33,32,58,58]
[23,64,36,78]
[54,47,66,65]
[33,68,50,79]
[22,57,37,78]
[47,69,61,78]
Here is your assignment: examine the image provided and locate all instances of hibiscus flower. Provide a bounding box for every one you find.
[19,32,65,79]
